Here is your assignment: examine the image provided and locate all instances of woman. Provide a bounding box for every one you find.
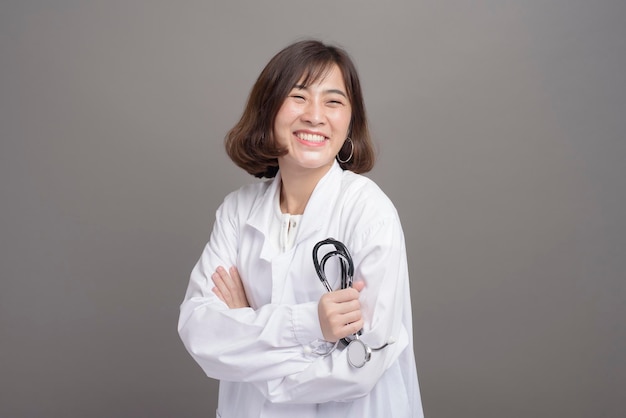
[178,40,424,418]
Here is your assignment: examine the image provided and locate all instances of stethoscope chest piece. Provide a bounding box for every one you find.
[346,336,372,368]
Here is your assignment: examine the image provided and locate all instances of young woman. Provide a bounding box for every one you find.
[178,40,424,418]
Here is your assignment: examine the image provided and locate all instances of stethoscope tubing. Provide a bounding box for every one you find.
[312,238,354,293]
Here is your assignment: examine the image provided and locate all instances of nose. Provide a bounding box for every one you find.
[301,99,325,125]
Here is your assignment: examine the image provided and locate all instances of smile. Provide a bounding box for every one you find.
[295,132,327,143]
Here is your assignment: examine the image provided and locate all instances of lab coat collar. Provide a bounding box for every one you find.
[247,161,343,261]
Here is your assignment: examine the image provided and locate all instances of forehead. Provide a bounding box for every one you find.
[296,63,346,90]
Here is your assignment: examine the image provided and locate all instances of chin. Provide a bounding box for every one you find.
[300,158,335,170]
[285,153,332,169]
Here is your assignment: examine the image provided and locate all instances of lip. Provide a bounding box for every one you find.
[293,130,329,147]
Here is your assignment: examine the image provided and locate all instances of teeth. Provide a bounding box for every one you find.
[297,132,326,142]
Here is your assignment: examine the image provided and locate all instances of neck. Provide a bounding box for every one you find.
[279,163,333,214]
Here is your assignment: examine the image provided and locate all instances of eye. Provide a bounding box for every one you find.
[290,94,306,102]
[327,99,345,107]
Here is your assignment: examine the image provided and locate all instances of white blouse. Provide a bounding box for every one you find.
[272,189,302,253]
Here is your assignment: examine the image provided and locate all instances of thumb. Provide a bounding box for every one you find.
[352,280,366,292]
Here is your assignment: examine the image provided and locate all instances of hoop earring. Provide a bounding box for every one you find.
[337,138,354,164]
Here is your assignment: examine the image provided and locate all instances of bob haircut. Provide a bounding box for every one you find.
[225,40,375,178]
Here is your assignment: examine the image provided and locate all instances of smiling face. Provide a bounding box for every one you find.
[273,64,352,177]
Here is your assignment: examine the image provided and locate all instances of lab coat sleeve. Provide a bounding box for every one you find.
[252,214,414,403]
[178,194,326,382]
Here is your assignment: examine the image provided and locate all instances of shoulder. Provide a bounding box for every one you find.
[334,170,405,251]
[219,179,273,216]
[338,170,398,217]
[334,170,402,240]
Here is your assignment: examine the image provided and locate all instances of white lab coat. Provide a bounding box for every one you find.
[178,161,424,418]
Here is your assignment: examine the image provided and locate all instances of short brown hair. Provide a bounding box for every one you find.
[225,40,375,178]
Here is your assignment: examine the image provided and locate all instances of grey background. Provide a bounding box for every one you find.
[1,1,624,417]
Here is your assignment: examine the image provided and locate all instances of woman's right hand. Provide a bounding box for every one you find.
[211,266,250,309]
[317,281,365,342]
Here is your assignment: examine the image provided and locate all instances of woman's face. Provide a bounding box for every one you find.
[273,64,352,175]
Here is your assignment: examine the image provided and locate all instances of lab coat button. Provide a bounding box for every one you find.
[303,345,312,354]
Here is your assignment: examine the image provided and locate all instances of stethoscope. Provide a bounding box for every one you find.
[312,238,394,368]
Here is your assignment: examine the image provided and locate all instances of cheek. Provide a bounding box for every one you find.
[277,100,300,118]
[332,110,352,134]
[273,107,292,134]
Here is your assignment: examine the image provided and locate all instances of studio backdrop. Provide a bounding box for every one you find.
[1,1,624,417]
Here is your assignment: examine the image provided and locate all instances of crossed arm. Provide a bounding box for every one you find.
[211,265,366,342]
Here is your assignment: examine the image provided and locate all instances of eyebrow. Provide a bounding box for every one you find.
[293,84,348,98]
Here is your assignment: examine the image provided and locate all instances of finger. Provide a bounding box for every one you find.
[212,286,226,303]
[325,302,361,328]
[348,319,364,335]
[329,310,362,333]
[352,280,366,292]
[343,309,362,324]
[228,266,241,282]
[337,319,364,340]
[212,271,233,304]
[319,294,361,317]
[228,266,247,307]
[335,298,362,316]
[326,287,361,303]
[215,266,236,289]
[229,266,242,285]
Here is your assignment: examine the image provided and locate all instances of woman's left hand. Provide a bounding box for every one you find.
[211,266,250,308]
